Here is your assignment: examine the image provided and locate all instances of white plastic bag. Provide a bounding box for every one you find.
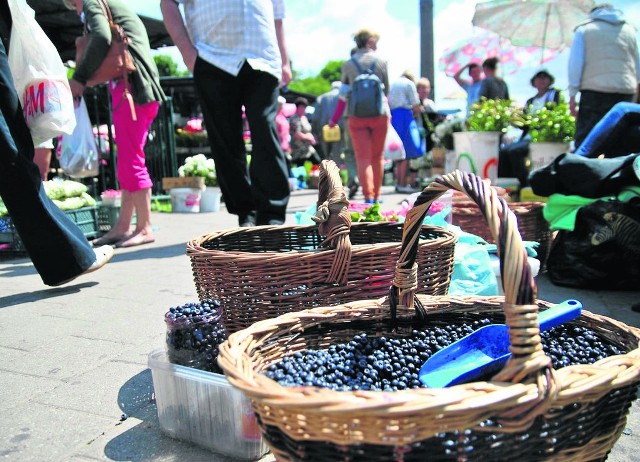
[7,0,76,145]
[56,98,99,178]
[384,124,406,161]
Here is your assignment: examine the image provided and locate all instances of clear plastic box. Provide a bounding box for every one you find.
[148,349,269,460]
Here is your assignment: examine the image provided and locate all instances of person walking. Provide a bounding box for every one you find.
[65,0,166,248]
[0,0,113,286]
[478,57,509,101]
[388,71,424,193]
[329,29,390,204]
[453,62,483,115]
[568,3,640,147]
[161,0,292,227]
[311,81,344,167]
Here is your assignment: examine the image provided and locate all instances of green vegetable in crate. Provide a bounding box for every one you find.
[43,180,66,200]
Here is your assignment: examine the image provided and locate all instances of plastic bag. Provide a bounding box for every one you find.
[56,98,99,178]
[384,124,406,161]
[7,0,75,145]
[547,199,640,289]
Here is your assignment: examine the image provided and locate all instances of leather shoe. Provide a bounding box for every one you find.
[238,211,257,227]
[49,245,114,287]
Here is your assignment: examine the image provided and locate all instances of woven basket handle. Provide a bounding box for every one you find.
[391,171,558,415]
[311,160,352,284]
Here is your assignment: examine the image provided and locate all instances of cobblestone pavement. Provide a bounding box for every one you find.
[0,185,637,461]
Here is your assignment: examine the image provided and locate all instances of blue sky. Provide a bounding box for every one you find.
[146,0,640,109]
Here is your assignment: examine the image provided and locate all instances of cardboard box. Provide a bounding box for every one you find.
[162,177,205,191]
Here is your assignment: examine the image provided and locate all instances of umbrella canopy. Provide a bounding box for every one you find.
[439,29,559,77]
[472,0,594,52]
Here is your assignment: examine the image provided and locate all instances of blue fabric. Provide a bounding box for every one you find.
[0,36,95,285]
[390,107,424,159]
[575,102,640,157]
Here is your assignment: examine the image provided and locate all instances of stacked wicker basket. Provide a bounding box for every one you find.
[218,171,640,461]
[187,160,457,334]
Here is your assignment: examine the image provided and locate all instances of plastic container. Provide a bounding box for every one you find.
[453,131,500,182]
[199,187,221,213]
[170,188,201,213]
[164,307,225,374]
[148,349,268,460]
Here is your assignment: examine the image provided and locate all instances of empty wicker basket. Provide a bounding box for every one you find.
[219,171,640,461]
[188,160,457,334]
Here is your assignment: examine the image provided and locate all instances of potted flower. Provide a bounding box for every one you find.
[523,102,575,171]
[431,115,465,175]
[179,154,221,212]
[454,98,517,181]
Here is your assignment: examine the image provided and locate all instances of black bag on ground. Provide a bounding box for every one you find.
[547,199,640,290]
[528,153,639,198]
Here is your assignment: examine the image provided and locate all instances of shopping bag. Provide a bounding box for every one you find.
[7,0,76,145]
[384,124,406,161]
[56,98,99,178]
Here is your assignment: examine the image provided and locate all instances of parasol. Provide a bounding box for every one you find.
[439,29,559,77]
[472,0,594,59]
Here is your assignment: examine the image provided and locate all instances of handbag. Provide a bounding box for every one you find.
[74,0,135,87]
[7,0,76,145]
[56,97,100,178]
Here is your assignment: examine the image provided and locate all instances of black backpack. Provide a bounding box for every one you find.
[348,57,385,118]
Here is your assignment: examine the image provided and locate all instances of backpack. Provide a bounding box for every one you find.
[348,57,385,118]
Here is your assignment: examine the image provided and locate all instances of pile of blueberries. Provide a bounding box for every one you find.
[165,299,227,374]
[264,318,625,391]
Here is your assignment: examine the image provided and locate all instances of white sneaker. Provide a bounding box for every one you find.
[50,245,114,286]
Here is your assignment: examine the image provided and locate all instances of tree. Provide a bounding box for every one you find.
[320,60,343,83]
[288,59,345,96]
[154,54,178,77]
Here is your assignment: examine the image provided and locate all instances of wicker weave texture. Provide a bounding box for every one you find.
[188,160,456,334]
[218,171,640,461]
[452,201,552,269]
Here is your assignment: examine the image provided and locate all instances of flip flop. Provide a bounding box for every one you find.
[91,235,124,246]
[115,232,155,248]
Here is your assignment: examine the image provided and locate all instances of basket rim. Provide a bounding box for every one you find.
[186,222,458,256]
[218,295,640,435]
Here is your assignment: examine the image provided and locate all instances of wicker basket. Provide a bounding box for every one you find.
[452,199,552,270]
[218,171,640,462]
[187,160,456,334]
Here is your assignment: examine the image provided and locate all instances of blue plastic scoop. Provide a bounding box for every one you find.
[419,299,582,388]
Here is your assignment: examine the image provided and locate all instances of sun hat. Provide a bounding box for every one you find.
[530,69,555,86]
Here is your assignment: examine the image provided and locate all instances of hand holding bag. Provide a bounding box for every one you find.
[56,97,99,178]
[384,123,406,161]
[7,0,76,145]
[74,0,136,87]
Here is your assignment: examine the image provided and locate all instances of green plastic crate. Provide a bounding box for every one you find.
[97,203,136,233]
[0,206,99,253]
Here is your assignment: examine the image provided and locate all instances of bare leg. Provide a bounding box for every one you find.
[33,147,51,181]
[92,190,133,245]
[115,187,155,247]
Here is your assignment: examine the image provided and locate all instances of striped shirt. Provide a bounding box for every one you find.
[178,0,285,79]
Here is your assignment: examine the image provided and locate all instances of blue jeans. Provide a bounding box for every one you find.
[575,102,640,157]
[0,37,95,285]
[574,90,635,147]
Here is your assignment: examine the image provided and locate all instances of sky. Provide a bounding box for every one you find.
[144,0,640,110]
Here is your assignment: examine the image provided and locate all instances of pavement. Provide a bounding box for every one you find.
[0,185,638,462]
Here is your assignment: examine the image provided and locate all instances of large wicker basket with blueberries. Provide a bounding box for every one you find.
[187,160,456,334]
[218,171,640,462]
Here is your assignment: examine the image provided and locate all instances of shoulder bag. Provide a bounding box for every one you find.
[75,0,135,87]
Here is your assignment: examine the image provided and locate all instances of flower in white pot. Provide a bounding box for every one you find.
[178,153,217,187]
[522,102,576,171]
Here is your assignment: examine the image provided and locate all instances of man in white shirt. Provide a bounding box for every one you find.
[161,0,292,226]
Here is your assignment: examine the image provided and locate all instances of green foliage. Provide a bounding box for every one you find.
[288,59,345,96]
[522,103,576,143]
[154,54,179,77]
[466,98,517,133]
[289,76,331,96]
[319,60,344,83]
